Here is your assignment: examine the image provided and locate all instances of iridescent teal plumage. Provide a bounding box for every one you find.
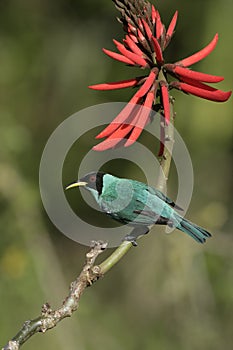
[66,172,211,245]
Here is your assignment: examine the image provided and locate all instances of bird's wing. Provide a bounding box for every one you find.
[99,183,157,225]
[133,207,170,225]
[99,179,180,226]
[146,186,183,211]
[125,183,173,225]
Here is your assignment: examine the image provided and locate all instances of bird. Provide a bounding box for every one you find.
[66,171,211,246]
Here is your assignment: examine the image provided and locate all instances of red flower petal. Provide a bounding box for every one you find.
[144,88,156,109]
[124,35,144,56]
[137,28,146,43]
[137,18,144,32]
[128,33,138,43]
[93,106,141,151]
[124,118,147,147]
[96,96,142,139]
[127,23,137,35]
[156,11,164,39]
[173,76,218,91]
[93,138,122,151]
[89,78,140,91]
[125,89,154,146]
[113,39,148,67]
[151,36,164,64]
[160,82,170,125]
[166,11,178,39]
[151,5,157,25]
[106,123,133,140]
[103,48,135,65]
[135,69,157,98]
[141,18,153,39]
[124,110,143,146]
[172,81,232,102]
[177,34,218,67]
[166,64,224,83]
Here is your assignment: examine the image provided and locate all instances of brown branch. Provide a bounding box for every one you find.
[2,241,107,350]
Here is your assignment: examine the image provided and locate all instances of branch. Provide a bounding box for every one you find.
[2,241,107,350]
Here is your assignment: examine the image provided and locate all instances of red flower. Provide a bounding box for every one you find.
[89,0,231,152]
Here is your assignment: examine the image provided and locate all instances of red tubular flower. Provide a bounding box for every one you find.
[171,81,231,102]
[165,64,224,83]
[89,0,231,152]
[151,36,164,64]
[89,77,140,90]
[160,81,170,125]
[165,10,178,46]
[177,34,218,67]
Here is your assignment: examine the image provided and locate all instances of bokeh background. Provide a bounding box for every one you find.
[0,0,232,349]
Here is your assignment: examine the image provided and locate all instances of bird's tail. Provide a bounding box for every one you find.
[177,217,212,243]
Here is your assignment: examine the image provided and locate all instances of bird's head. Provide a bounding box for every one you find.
[66,171,106,196]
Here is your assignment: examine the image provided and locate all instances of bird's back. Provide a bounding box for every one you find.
[99,176,173,225]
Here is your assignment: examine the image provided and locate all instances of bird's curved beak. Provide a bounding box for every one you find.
[65,181,88,190]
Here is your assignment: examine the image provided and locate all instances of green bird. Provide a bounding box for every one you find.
[66,172,211,246]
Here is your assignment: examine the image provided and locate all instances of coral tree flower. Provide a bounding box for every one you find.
[89,0,231,152]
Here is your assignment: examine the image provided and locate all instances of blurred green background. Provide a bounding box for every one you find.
[0,0,232,349]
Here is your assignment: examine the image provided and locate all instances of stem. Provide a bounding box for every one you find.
[99,241,132,274]
[157,98,175,192]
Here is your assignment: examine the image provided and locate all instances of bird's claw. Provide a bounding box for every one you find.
[123,234,138,246]
[123,226,149,247]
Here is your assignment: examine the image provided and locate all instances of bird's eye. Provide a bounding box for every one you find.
[89,175,96,183]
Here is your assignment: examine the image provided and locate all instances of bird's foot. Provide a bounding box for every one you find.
[123,226,149,247]
[167,220,175,228]
[123,234,138,246]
